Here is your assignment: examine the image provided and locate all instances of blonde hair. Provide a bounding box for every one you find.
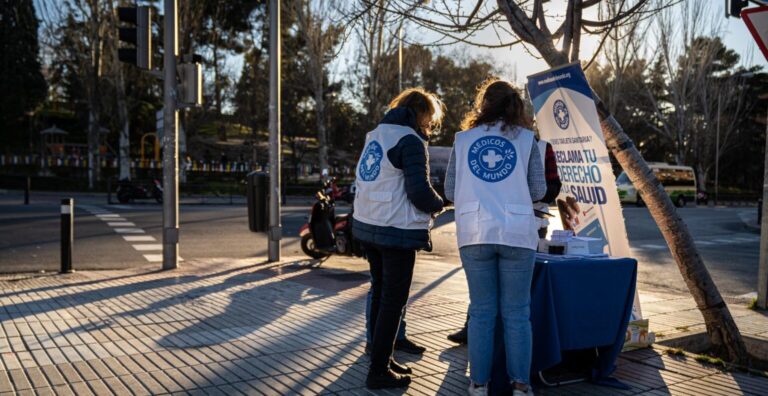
[388,87,445,133]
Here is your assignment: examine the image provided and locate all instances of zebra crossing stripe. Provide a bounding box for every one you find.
[123,236,156,242]
[132,244,162,251]
[80,206,180,263]
[114,228,145,234]
[107,222,136,227]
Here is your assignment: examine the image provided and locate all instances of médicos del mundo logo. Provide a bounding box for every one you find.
[358,140,384,181]
[468,136,517,183]
[553,99,570,130]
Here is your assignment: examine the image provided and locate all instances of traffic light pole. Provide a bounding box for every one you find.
[162,0,179,270]
[268,0,281,262]
[758,104,768,309]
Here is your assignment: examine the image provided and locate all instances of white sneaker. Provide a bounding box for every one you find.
[512,385,534,396]
[467,381,489,396]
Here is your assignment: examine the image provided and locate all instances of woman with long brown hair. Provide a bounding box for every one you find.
[444,79,545,396]
[353,87,445,389]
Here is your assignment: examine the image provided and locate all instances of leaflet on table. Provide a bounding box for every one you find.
[540,230,606,256]
[536,253,609,261]
[527,63,640,319]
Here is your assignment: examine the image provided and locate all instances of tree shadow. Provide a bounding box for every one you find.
[0,260,278,324]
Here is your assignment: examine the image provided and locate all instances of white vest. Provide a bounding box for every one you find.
[353,124,432,230]
[453,123,538,250]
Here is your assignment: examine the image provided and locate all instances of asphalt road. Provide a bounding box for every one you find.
[0,190,761,298]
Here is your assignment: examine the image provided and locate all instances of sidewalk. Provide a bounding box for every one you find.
[1,255,767,395]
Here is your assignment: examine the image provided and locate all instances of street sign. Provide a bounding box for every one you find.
[743,6,768,61]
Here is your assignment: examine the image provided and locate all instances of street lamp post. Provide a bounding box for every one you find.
[267,0,282,262]
[759,103,768,309]
[161,0,179,270]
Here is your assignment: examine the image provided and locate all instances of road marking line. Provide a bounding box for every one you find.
[86,205,182,263]
[132,244,162,251]
[696,241,715,246]
[731,237,759,241]
[123,236,156,242]
[639,244,667,250]
[114,228,145,234]
[107,222,136,227]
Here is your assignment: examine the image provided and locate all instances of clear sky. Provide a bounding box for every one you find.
[34,1,765,109]
[403,1,766,86]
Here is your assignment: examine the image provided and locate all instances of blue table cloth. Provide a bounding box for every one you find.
[489,255,637,393]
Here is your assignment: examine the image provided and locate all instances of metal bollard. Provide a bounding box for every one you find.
[24,176,30,205]
[60,198,73,273]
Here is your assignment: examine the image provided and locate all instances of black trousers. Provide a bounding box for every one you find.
[364,243,416,373]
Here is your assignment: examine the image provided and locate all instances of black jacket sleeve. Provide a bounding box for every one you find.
[388,135,444,214]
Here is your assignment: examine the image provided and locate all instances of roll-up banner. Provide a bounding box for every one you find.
[527,62,641,319]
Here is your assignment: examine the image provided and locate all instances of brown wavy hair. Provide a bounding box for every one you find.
[388,87,445,135]
[460,78,532,131]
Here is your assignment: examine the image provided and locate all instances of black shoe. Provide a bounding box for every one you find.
[394,338,426,355]
[366,369,411,389]
[389,359,412,374]
[447,327,468,344]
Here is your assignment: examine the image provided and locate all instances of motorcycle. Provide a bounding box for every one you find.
[116,178,163,204]
[299,178,362,259]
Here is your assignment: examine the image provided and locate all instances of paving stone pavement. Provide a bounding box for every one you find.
[0,255,767,395]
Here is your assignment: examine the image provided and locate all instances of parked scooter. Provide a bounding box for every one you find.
[116,178,163,204]
[299,178,361,259]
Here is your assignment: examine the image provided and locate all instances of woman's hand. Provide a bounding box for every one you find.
[556,196,580,230]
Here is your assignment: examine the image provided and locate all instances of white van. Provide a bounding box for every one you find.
[616,163,697,207]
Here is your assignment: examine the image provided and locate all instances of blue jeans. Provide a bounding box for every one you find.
[366,285,407,343]
[460,244,535,385]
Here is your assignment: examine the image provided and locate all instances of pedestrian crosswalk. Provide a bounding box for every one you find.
[78,204,183,263]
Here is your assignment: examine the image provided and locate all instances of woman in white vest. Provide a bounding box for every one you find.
[352,88,445,390]
[444,79,545,396]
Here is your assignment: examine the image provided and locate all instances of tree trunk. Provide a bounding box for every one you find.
[315,85,329,173]
[213,43,226,142]
[495,0,748,364]
[697,166,708,192]
[88,111,98,189]
[87,1,102,190]
[115,69,130,181]
[598,106,748,364]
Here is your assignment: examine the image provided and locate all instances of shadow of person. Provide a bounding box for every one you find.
[436,345,470,394]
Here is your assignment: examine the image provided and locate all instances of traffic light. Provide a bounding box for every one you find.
[117,6,152,69]
[178,62,203,106]
[728,0,749,18]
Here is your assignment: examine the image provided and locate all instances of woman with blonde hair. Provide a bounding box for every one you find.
[353,87,445,389]
[444,79,545,396]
